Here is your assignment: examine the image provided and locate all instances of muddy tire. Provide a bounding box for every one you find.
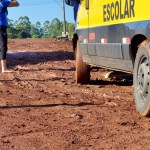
[76,41,90,84]
[133,45,150,116]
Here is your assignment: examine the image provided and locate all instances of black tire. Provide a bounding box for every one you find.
[76,41,90,84]
[133,45,150,116]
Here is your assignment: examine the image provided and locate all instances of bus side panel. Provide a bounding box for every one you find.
[77,26,133,72]
[76,0,150,73]
[91,56,128,71]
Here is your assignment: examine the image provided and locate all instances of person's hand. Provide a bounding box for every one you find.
[11,0,17,2]
[9,0,19,7]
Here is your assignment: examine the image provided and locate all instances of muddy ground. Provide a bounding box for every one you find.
[0,39,150,150]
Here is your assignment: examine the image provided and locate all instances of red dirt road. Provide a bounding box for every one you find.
[0,39,150,150]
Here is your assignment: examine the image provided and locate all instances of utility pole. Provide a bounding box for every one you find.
[62,0,66,36]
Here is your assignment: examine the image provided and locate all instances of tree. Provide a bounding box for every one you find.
[35,21,43,38]
[66,22,74,38]
[49,18,62,38]
[8,18,14,26]
[30,22,43,38]
[7,16,75,39]
[14,16,31,38]
[30,25,37,38]
[42,20,50,38]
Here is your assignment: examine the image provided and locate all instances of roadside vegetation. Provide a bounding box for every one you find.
[7,16,74,39]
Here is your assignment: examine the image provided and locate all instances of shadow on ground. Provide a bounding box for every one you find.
[0,102,97,109]
[7,51,74,67]
[90,78,133,86]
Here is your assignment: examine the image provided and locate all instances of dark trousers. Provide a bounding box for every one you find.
[0,26,7,60]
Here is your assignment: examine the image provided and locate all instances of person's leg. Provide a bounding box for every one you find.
[0,60,1,72]
[0,26,13,73]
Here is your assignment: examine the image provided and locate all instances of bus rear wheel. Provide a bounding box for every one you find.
[134,45,150,116]
[76,41,90,84]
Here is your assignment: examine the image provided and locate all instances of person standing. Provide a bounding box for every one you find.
[0,0,19,73]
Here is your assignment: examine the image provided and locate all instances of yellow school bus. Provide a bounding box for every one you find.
[66,0,150,117]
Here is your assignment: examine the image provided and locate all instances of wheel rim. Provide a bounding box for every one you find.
[137,56,150,106]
